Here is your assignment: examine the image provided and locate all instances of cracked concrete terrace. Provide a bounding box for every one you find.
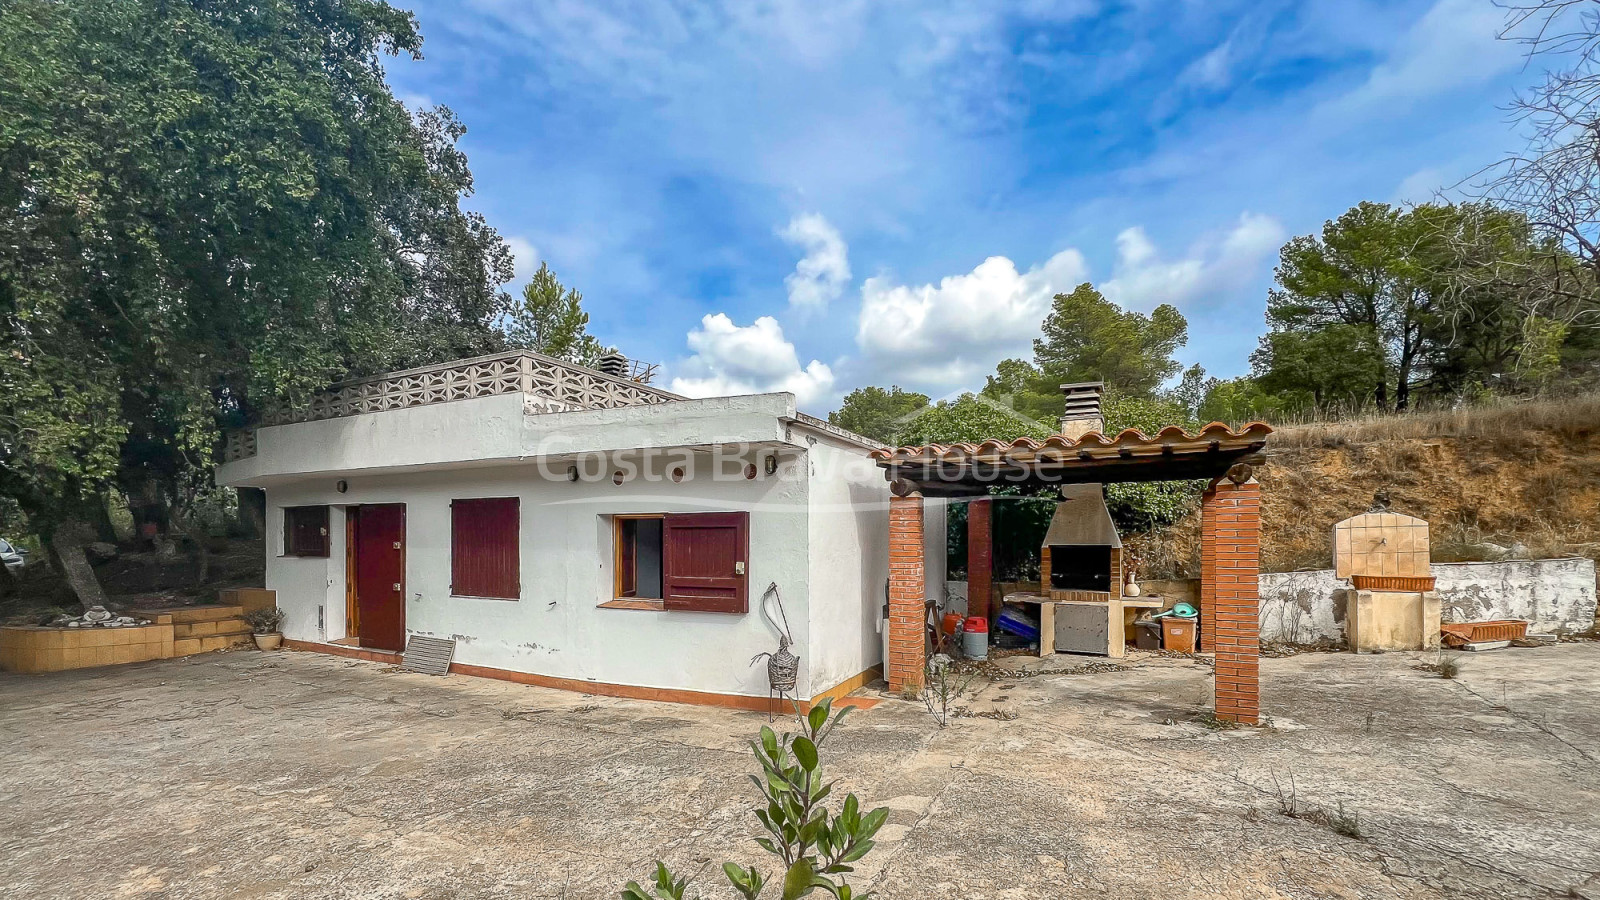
[2,644,1598,899]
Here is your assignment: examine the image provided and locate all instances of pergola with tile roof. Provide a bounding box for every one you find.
[873,422,1273,724]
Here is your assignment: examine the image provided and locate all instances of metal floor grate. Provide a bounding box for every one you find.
[402,635,457,675]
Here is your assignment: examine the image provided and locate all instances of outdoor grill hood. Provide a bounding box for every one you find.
[1042,484,1122,548]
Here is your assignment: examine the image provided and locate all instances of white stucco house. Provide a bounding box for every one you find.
[216,350,945,709]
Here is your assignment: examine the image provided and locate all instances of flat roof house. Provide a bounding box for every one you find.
[216,351,945,710]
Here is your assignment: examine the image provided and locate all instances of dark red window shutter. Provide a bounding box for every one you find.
[662,512,748,613]
[284,506,330,557]
[451,497,520,599]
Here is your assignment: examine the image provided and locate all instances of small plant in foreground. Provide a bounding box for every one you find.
[622,699,888,900]
[243,607,286,635]
[921,655,976,728]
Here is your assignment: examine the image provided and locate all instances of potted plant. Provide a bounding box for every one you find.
[244,608,287,650]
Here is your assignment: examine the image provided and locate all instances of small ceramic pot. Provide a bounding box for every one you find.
[253,632,284,651]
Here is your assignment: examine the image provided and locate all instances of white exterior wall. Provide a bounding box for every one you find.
[804,439,891,694]
[266,504,349,642]
[924,497,949,619]
[264,448,818,698]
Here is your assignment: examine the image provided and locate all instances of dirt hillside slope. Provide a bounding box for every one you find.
[1130,396,1600,577]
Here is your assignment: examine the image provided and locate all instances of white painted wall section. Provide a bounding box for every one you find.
[1259,558,1598,643]
[804,437,890,695]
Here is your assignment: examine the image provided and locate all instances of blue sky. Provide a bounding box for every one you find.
[386,0,1539,414]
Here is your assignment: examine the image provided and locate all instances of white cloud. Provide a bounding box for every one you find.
[670,313,836,408]
[779,213,851,313]
[1179,38,1234,91]
[1100,212,1284,312]
[1330,0,1518,113]
[855,248,1088,388]
[504,235,541,287]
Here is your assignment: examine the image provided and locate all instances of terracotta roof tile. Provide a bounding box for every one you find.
[870,421,1273,463]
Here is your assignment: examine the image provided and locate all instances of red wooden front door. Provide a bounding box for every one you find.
[353,504,406,652]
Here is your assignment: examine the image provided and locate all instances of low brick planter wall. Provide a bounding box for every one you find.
[0,622,176,673]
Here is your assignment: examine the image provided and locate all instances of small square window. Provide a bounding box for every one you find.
[283,506,330,558]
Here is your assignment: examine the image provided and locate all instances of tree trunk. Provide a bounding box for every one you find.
[49,520,110,612]
[88,495,119,544]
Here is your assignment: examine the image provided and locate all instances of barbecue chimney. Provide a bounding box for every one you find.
[1059,382,1105,439]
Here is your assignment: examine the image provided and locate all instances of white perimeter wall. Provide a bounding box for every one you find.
[265,447,822,698]
[1259,558,1598,643]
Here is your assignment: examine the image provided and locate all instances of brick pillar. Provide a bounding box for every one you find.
[966,497,992,623]
[888,492,927,693]
[1199,485,1217,652]
[1205,477,1261,725]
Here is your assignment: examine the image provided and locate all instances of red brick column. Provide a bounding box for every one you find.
[1200,485,1217,652]
[1204,476,1262,725]
[888,492,926,693]
[966,497,992,623]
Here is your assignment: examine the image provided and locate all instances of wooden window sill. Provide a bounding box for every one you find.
[598,598,665,611]
[451,594,519,602]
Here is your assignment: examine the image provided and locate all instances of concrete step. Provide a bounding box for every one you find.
[139,605,245,625]
[172,633,253,657]
[173,618,251,640]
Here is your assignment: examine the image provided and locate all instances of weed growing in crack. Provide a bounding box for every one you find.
[922,655,977,728]
[1197,710,1242,731]
[1411,651,1463,679]
[1270,772,1364,839]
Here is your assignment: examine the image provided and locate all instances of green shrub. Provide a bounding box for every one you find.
[622,700,888,900]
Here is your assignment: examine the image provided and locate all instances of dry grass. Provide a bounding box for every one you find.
[1133,393,1600,578]
[1269,394,1600,451]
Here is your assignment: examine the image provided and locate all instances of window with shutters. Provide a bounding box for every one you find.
[282,506,330,558]
[602,511,748,613]
[451,497,520,600]
[612,515,664,605]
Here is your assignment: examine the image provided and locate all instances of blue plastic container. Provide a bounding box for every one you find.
[995,606,1040,641]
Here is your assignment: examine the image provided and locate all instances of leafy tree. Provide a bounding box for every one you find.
[1264,201,1592,409]
[1035,284,1188,398]
[0,0,513,598]
[1195,377,1287,425]
[504,262,607,365]
[1250,326,1386,412]
[1415,203,1596,394]
[982,284,1189,421]
[1100,395,1202,532]
[980,358,1064,424]
[1266,202,1425,409]
[897,394,1055,447]
[1168,364,1209,420]
[623,700,887,900]
[827,386,930,444]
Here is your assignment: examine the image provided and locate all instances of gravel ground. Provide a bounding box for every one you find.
[2,643,1597,899]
